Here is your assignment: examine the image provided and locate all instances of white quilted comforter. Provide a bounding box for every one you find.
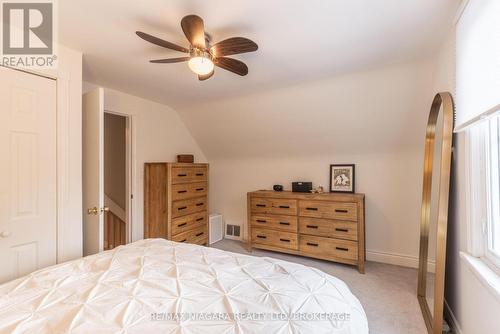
[0,239,368,333]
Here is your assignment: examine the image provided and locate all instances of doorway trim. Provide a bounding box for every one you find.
[104,109,136,244]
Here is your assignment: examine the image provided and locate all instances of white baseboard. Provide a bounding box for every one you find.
[367,250,435,272]
[444,299,463,334]
[224,234,242,241]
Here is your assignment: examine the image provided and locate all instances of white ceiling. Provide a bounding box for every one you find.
[60,0,460,108]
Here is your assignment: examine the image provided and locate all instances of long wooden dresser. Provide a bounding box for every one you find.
[144,163,209,245]
[247,190,365,273]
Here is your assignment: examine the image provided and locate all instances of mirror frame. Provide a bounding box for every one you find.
[417,92,454,334]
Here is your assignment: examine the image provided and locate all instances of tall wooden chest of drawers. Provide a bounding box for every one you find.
[247,190,366,273]
[144,163,209,246]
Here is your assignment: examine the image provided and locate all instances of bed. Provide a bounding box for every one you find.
[0,239,368,333]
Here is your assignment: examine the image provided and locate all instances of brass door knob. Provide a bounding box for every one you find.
[87,207,99,215]
[101,206,110,213]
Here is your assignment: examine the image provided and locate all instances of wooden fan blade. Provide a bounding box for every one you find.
[136,31,189,53]
[210,37,258,57]
[198,70,214,81]
[181,15,206,49]
[150,57,190,63]
[215,57,248,76]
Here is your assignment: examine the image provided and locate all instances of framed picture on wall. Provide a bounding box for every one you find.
[330,164,355,193]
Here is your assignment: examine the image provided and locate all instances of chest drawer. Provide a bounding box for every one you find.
[172,224,207,245]
[298,200,357,221]
[299,217,358,241]
[251,228,298,250]
[250,215,298,233]
[171,182,208,201]
[171,196,207,218]
[171,166,208,184]
[171,211,207,236]
[299,235,358,261]
[250,198,297,216]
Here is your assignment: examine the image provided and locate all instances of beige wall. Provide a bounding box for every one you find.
[104,113,126,209]
[179,59,437,267]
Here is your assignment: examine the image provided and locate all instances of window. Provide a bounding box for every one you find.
[457,0,500,276]
[467,115,500,273]
[486,116,500,268]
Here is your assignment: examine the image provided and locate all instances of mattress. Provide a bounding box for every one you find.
[0,239,368,333]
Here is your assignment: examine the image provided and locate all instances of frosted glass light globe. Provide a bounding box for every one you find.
[188,56,214,75]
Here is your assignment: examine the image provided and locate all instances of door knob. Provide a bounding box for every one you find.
[87,206,110,215]
[87,207,99,215]
[0,231,12,238]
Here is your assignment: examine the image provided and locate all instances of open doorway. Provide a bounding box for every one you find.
[103,112,131,250]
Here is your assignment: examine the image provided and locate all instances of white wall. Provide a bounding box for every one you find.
[83,84,207,241]
[179,60,437,267]
[430,27,500,334]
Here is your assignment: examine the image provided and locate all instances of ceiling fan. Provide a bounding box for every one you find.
[136,15,258,81]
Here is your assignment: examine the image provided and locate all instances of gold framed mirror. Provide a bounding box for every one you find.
[417,92,454,334]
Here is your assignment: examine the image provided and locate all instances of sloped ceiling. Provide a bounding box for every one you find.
[60,0,460,109]
[177,60,438,159]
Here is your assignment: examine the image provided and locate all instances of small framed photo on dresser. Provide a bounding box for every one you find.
[330,164,355,193]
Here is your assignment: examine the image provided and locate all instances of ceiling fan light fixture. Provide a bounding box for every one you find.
[188,56,214,75]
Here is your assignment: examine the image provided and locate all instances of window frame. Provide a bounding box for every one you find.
[466,116,500,275]
[485,117,500,270]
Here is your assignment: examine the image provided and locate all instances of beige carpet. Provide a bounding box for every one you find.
[211,239,427,334]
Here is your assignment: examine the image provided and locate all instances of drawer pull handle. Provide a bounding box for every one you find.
[335,209,349,213]
[178,223,187,227]
[196,188,204,191]
[279,205,290,209]
[256,204,266,207]
[196,232,204,237]
[307,242,319,247]
[256,219,267,223]
[280,238,290,243]
[178,206,187,211]
[177,190,187,194]
[196,173,204,176]
[335,228,349,232]
[180,239,187,243]
[306,207,318,211]
[306,225,318,229]
[196,218,204,222]
[336,247,349,252]
[178,174,187,177]
[279,222,290,225]
[257,235,267,239]
[196,203,204,206]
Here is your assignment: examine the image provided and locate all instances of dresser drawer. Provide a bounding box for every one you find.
[171,197,207,218]
[250,215,298,233]
[299,217,358,241]
[172,225,207,245]
[171,211,207,236]
[250,198,297,216]
[171,182,208,201]
[171,166,208,184]
[298,200,358,221]
[299,235,358,261]
[251,228,298,250]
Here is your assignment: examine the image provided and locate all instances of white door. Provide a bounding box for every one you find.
[83,88,105,256]
[0,67,57,283]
